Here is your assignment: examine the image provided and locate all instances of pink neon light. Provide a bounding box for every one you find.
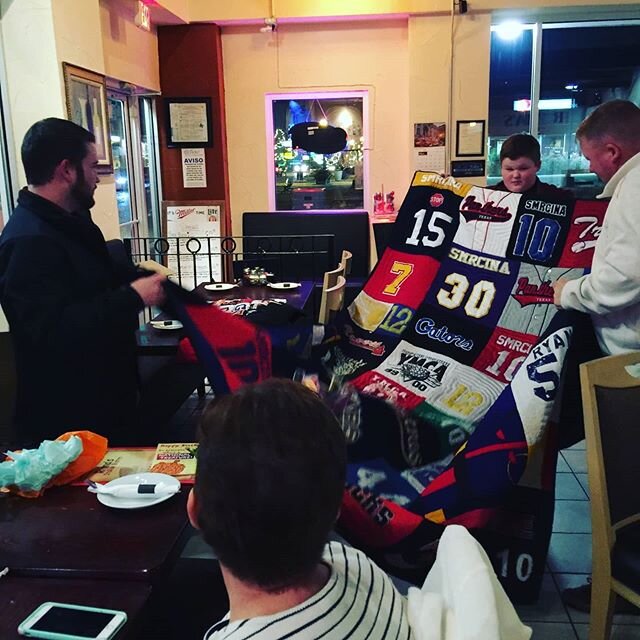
[215,13,409,27]
[265,90,370,213]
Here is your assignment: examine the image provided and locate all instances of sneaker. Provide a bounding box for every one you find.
[562,580,640,615]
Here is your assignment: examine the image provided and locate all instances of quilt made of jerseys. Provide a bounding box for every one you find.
[324,172,607,602]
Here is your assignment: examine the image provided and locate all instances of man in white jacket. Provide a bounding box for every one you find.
[553,100,640,356]
[553,100,640,613]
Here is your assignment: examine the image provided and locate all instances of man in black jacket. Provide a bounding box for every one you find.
[0,118,165,446]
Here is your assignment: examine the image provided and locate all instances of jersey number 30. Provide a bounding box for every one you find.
[437,273,496,319]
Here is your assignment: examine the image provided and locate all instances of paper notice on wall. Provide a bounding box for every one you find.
[413,122,446,173]
[181,148,207,188]
[165,203,223,287]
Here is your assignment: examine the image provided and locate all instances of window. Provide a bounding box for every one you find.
[488,20,640,198]
[266,91,368,211]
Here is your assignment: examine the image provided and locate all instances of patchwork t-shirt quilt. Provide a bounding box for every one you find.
[324,172,607,602]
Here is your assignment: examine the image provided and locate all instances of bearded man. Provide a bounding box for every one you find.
[0,118,165,445]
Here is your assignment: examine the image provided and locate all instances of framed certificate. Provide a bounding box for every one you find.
[455,120,486,157]
[165,98,213,148]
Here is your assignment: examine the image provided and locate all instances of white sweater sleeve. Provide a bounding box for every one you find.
[560,176,640,315]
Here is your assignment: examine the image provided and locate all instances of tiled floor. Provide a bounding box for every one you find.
[516,440,640,639]
[178,396,640,638]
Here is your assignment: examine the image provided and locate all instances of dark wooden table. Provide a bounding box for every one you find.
[196,280,314,307]
[136,280,315,355]
[0,577,151,639]
[0,485,190,581]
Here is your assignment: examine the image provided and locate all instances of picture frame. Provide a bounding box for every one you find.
[164,98,213,148]
[62,63,112,173]
[455,120,486,157]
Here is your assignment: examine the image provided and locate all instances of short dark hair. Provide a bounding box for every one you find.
[576,99,640,145]
[499,133,541,165]
[21,118,95,185]
[194,379,347,590]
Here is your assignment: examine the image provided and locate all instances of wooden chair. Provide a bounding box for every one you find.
[580,351,640,639]
[318,265,345,324]
[322,263,345,291]
[340,249,353,276]
[318,275,346,325]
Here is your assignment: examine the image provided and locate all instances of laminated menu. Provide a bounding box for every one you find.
[149,442,198,479]
[85,448,156,483]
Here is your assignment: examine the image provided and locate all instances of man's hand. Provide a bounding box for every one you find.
[130,273,167,307]
[552,277,568,308]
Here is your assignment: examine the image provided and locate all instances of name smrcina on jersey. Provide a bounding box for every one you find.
[524,199,569,217]
[411,171,472,197]
[448,246,512,275]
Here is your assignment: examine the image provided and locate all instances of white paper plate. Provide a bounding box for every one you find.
[267,282,301,290]
[150,320,183,330]
[204,283,237,291]
[95,472,181,510]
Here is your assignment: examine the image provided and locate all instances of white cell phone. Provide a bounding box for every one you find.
[18,602,127,640]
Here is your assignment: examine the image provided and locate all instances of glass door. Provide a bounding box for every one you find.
[108,91,138,240]
[108,92,162,243]
[139,97,161,238]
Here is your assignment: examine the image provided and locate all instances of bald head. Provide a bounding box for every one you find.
[576,100,640,183]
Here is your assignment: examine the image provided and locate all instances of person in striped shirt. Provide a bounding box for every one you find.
[187,378,413,639]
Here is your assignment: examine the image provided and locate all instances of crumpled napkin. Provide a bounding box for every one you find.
[0,436,83,493]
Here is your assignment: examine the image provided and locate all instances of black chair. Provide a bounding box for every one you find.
[242,211,370,280]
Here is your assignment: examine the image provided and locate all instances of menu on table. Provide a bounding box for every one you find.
[84,443,198,484]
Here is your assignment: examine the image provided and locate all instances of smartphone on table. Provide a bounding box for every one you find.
[18,602,127,640]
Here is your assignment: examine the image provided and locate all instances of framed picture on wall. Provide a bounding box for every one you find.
[164,98,213,148]
[455,120,486,157]
[62,63,112,173]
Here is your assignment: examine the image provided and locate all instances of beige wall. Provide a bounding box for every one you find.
[222,20,410,232]
[100,0,160,92]
[0,0,160,239]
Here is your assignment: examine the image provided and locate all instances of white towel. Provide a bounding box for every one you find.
[407,525,532,640]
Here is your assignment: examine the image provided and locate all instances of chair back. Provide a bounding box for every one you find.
[341,249,353,276]
[581,352,640,547]
[322,263,345,291]
[318,275,346,325]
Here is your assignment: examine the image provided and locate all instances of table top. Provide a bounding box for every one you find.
[0,485,190,582]
[195,280,314,306]
[137,280,315,355]
[0,577,151,639]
